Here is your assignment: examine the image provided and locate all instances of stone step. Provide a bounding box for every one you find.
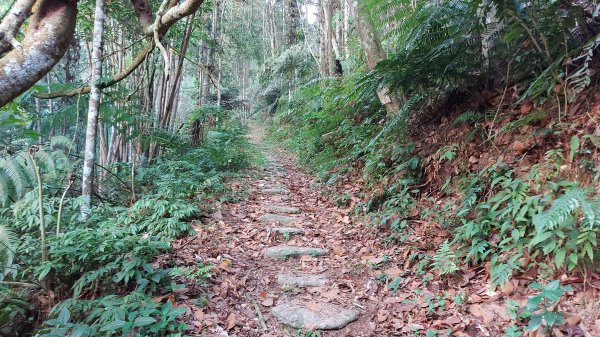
[272,301,359,330]
[263,187,288,194]
[277,274,327,287]
[264,246,328,259]
[270,195,291,202]
[258,214,299,225]
[265,205,301,214]
[270,227,305,236]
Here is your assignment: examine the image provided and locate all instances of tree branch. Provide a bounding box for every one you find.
[34,42,154,99]
[0,0,37,55]
[0,0,78,107]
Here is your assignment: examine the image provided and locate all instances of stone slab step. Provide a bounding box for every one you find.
[258,214,299,225]
[264,246,328,259]
[270,195,291,202]
[272,301,359,330]
[263,187,288,194]
[270,227,306,235]
[277,274,327,287]
[265,205,301,214]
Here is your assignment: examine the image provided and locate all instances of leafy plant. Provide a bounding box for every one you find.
[523,281,572,332]
[431,240,459,275]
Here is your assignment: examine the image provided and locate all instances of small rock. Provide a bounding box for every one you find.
[265,205,301,214]
[264,246,328,259]
[258,214,299,225]
[272,301,359,330]
[270,227,306,235]
[277,274,328,287]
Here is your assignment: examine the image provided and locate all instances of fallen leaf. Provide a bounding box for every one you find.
[261,297,274,307]
[445,315,462,325]
[226,312,237,330]
[332,246,344,256]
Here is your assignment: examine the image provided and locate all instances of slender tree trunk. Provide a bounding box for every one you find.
[81,0,106,221]
[351,0,401,116]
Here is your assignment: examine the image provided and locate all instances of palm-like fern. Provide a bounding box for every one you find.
[364,0,485,94]
[533,188,600,231]
[0,219,17,281]
[0,138,73,206]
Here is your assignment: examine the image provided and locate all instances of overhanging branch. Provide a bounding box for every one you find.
[34,42,154,99]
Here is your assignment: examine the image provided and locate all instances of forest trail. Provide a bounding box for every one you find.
[176,123,381,336]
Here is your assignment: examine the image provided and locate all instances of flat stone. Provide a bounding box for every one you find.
[263,188,288,194]
[265,205,301,214]
[270,195,291,202]
[258,214,299,225]
[272,301,359,330]
[277,274,327,287]
[270,227,306,235]
[264,246,328,259]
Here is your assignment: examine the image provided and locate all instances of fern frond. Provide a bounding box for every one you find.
[533,188,593,231]
[50,135,73,151]
[0,220,17,281]
[432,240,458,275]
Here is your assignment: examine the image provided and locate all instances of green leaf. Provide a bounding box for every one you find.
[133,316,157,327]
[554,249,566,269]
[70,325,92,337]
[569,135,580,161]
[56,307,70,325]
[568,253,578,270]
[526,296,542,311]
[544,280,561,291]
[526,315,542,331]
[100,320,126,332]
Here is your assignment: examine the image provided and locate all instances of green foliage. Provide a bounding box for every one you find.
[0,125,255,334]
[38,292,188,337]
[452,161,600,279]
[431,240,458,275]
[365,0,485,95]
[531,188,600,270]
[0,139,73,207]
[0,221,17,281]
[522,281,572,332]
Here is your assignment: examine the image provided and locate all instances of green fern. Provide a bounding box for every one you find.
[431,240,459,275]
[533,188,598,231]
[490,254,522,290]
[454,111,484,126]
[0,142,72,206]
[0,220,17,281]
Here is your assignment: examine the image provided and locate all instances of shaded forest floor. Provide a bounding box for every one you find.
[160,123,598,337]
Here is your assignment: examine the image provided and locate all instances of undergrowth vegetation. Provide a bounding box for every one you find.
[264,1,600,324]
[0,122,257,336]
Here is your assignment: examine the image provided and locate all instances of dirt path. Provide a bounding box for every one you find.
[171,123,383,336]
[169,124,582,337]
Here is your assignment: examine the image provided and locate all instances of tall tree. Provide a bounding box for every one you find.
[0,0,206,107]
[81,0,106,221]
[285,0,300,46]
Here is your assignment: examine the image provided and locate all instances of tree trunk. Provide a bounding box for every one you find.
[351,0,401,116]
[81,0,106,221]
[285,0,300,46]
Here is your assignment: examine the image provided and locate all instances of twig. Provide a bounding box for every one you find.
[0,281,40,289]
[245,294,268,331]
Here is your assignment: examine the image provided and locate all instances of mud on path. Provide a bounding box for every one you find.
[164,124,596,337]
